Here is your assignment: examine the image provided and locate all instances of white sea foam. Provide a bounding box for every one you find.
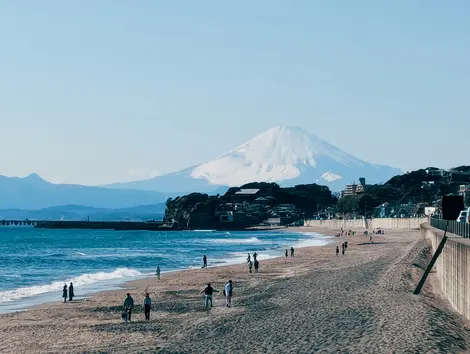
[0,268,142,303]
[295,238,329,248]
[301,232,334,239]
[206,237,264,245]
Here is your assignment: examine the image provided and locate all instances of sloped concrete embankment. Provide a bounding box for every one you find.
[422,222,470,320]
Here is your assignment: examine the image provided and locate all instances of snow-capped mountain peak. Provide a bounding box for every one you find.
[107,126,401,193]
[191,126,372,186]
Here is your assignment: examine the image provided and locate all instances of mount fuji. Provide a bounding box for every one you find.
[108,126,402,194]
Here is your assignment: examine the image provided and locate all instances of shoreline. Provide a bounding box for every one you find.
[12,227,339,315]
[2,228,469,353]
[0,227,331,314]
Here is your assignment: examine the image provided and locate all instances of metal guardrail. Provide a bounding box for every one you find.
[430,217,470,238]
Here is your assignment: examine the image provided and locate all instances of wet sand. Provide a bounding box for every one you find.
[1,228,469,353]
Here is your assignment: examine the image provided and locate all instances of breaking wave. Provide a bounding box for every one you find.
[207,237,264,245]
[0,268,142,303]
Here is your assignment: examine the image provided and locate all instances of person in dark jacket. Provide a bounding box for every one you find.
[143,293,151,321]
[69,282,74,301]
[156,266,161,280]
[336,246,339,256]
[123,293,134,322]
[200,283,218,308]
[62,284,68,303]
[202,255,208,268]
[254,260,260,273]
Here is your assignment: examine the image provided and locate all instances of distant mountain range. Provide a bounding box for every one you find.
[0,173,171,210]
[107,126,402,193]
[0,204,165,221]
[1,126,402,210]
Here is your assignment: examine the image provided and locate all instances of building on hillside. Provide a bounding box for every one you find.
[254,197,270,205]
[235,188,260,195]
[459,184,470,205]
[343,184,357,196]
[266,217,281,226]
[355,184,365,194]
[232,188,261,202]
[218,211,234,223]
[421,181,435,188]
[425,169,449,178]
[374,202,391,218]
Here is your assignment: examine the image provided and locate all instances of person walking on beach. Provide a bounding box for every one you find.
[370,234,373,243]
[253,252,258,261]
[69,282,74,302]
[254,260,259,273]
[285,249,288,258]
[248,260,253,273]
[344,241,348,250]
[156,266,161,280]
[202,255,208,268]
[246,253,251,263]
[290,247,295,257]
[200,283,218,309]
[341,243,345,255]
[123,293,134,322]
[336,246,339,256]
[144,293,151,321]
[224,280,233,308]
[62,284,68,303]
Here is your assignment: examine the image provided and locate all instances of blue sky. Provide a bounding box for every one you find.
[1,1,469,185]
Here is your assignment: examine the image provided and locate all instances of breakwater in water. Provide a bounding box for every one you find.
[35,220,165,231]
[0,220,285,232]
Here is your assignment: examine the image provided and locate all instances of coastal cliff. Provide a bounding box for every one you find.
[163,182,336,230]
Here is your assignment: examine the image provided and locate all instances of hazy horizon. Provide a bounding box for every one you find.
[1,1,469,185]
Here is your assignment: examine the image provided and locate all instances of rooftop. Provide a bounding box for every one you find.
[235,188,260,195]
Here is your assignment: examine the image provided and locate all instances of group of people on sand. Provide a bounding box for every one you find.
[200,280,234,309]
[119,247,298,322]
[246,252,260,273]
[121,279,235,322]
[121,292,153,322]
[336,241,348,256]
[285,247,295,258]
[62,282,75,303]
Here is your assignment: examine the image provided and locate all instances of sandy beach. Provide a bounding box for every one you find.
[1,228,470,353]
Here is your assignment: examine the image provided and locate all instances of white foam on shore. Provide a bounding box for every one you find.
[0,230,331,312]
[0,268,142,303]
[206,237,264,245]
[295,238,329,248]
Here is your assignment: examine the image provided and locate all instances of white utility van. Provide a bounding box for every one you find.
[456,208,470,223]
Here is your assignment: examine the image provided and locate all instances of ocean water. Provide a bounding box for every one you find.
[0,228,331,313]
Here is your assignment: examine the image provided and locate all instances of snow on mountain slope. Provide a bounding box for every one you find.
[107,126,402,193]
[190,126,391,186]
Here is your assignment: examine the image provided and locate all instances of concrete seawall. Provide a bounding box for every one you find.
[304,217,427,230]
[422,223,470,320]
